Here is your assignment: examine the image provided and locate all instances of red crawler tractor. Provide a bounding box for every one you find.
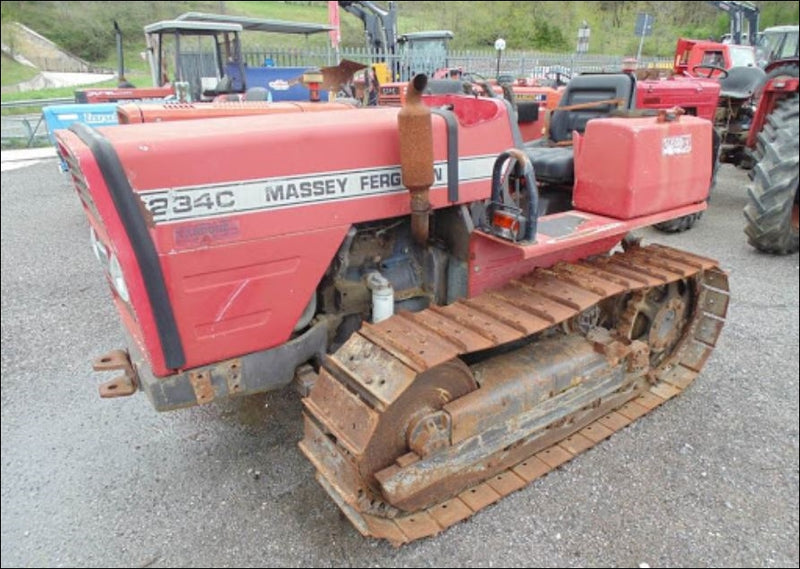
[56,74,728,544]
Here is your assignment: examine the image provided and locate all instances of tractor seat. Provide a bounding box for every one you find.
[424,79,472,95]
[202,75,233,98]
[718,66,766,99]
[525,146,575,185]
[527,73,636,185]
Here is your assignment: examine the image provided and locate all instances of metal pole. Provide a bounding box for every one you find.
[494,39,506,80]
[635,14,647,62]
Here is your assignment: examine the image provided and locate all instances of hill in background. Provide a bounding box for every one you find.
[1,1,797,81]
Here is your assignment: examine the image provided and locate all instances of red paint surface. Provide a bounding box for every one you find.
[58,93,711,379]
[573,115,712,219]
[636,76,720,121]
[117,101,357,124]
[77,86,175,104]
[57,97,515,375]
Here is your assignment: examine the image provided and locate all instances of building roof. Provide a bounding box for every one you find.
[176,12,335,36]
[144,20,243,35]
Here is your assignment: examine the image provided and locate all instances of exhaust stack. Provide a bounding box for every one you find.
[398,74,434,245]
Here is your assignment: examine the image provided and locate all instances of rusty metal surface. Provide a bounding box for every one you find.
[446,334,612,445]
[98,375,137,398]
[301,370,380,457]
[328,335,417,411]
[486,470,527,496]
[223,360,242,393]
[407,411,451,457]
[92,349,130,372]
[361,318,462,372]
[188,370,215,405]
[427,496,473,528]
[548,264,625,297]
[558,432,595,455]
[93,349,138,398]
[579,421,614,443]
[398,75,434,245]
[458,483,501,511]
[430,302,521,345]
[462,294,548,334]
[379,376,643,512]
[396,310,493,353]
[517,272,603,311]
[299,245,729,545]
[497,282,575,323]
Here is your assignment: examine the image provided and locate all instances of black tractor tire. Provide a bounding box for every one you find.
[653,211,704,233]
[653,130,721,234]
[743,93,799,255]
[764,64,800,83]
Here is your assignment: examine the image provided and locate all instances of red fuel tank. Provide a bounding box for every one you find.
[572,114,712,220]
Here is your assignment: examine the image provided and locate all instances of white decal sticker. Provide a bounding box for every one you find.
[662,134,692,156]
[140,155,496,224]
[268,80,291,91]
[83,113,117,124]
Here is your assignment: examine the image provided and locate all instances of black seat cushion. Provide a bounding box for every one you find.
[517,101,540,123]
[526,146,574,185]
[718,66,766,99]
[522,74,636,186]
[550,73,636,143]
[424,79,471,95]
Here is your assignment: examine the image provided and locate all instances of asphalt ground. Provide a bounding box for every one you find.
[1,156,798,568]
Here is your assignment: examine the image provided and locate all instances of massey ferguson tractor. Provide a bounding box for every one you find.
[56,74,729,545]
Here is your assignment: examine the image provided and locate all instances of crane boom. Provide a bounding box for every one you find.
[338,1,398,58]
[707,1,760,45]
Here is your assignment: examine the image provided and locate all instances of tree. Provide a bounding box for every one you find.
[599,1,629,28]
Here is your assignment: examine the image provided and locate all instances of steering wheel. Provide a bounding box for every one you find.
[544,70,572,87]
[461,71,487,84]
[692,64,729,79]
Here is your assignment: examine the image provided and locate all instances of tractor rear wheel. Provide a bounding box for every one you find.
[743,93,799,255]
[653,211,704,233]
[764,64,800,84]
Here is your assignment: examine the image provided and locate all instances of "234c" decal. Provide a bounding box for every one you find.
[145,190,235,221]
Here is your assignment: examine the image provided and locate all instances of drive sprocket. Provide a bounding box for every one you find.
[618,280,692,368]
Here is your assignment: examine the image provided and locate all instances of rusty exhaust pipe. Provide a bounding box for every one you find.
[398,74,434,245]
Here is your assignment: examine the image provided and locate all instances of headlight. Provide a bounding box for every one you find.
[108,253,130,303]
[89,227,109,265]
[91,228,130,303]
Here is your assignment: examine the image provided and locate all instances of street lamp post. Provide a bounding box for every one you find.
[576,21,590,54]
[494,38,506,80]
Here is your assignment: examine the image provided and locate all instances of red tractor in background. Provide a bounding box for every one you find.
[377,72,561,143]
[634,37,798,253]
[115,100,358,124]
[740,62,799,254]
[55,73,729,544]
[673,37,759,74]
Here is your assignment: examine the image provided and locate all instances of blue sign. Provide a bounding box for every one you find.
[635,13,654,37]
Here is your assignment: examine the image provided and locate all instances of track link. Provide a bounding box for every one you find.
[300,244,728,545]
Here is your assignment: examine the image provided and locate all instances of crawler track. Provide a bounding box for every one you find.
[300,243,728,545]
